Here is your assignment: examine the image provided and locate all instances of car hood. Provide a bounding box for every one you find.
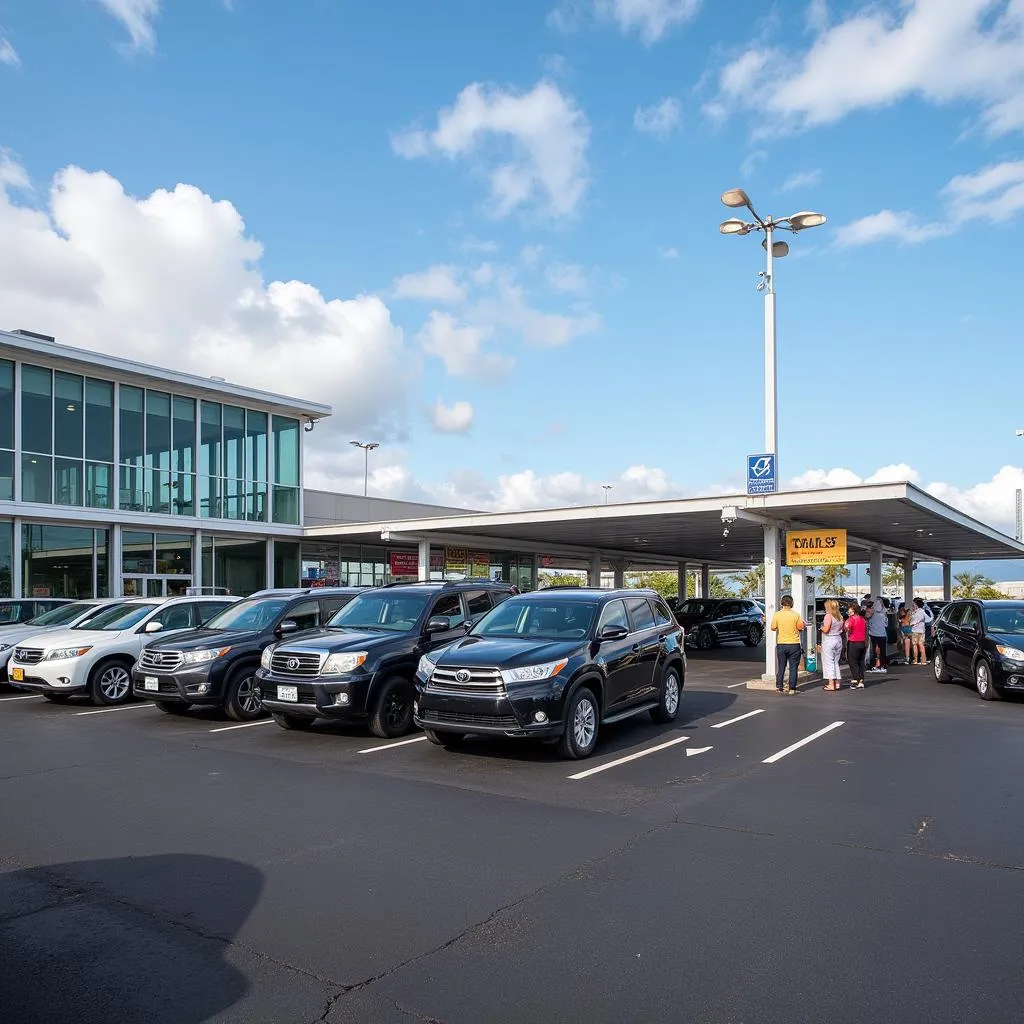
[147,628,259,651]
[0,622,66,646]
[436,635,582,668]
[16,627,125,649]
[273,628,399,652]
[991,633,1024,651]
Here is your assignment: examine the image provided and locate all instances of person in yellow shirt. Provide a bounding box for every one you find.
[770,595,806,695]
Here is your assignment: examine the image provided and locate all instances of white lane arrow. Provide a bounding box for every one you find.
[686,746,713,757]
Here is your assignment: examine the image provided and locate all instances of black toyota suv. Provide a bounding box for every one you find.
[673,598,765,650]
[932,599,1024,701]
[257,580,518,737]
[132,587,364,720]
[415,588,685,760]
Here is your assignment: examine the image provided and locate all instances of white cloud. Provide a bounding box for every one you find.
[469,278,601,347]
[779,168,822,193]
[0,32,20,67]
[805,0,829,34]
[834,209,950,247]
[711,0,1024,138]
[520,244,544,266]
[739,149,767,178]
[416,311,512,380]
[392,264,465,303]
[633,97,681,136]
[545,261,588,293]
[550,0,702,44]
[392,79,590,218]
[658,246,679,259]
[460,236,499,253]
[0,160,413,445]
[0,151,30,190]
[98,0,161,54]
[429,398,475,434]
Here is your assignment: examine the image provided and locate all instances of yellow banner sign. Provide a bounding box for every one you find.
[786,528,847,566]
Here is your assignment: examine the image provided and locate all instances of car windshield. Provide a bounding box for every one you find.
[472,599,597,640]
[74,603,159,631]
[985,607,1024,635]
[26,602,96,626]
[204,598,290,631]
[327,593,430,632]
[677,601,715,617]
[0,602,30,623]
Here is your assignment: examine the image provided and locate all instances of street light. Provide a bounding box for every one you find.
[602,485,613,504]
[349,440,380,497]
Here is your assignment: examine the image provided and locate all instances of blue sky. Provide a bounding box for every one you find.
[1,1,1023,576]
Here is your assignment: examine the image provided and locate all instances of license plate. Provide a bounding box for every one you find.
[10,667,23,682]
[144,677,158,691]
[277,685,298,703]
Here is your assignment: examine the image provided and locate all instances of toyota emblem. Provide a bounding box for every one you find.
[455,669,471,683]
[286,657,300,671]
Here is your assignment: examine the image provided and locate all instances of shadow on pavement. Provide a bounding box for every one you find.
[0,853,263,1024]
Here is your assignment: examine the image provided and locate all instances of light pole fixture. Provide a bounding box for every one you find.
[602,485,613,504]
[349,440,380,497]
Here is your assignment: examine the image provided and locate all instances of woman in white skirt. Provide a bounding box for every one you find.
[820,599,845,691]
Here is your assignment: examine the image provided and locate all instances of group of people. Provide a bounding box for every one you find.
[770,593,933,693]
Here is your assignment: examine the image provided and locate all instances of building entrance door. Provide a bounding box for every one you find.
[123,575,193,597]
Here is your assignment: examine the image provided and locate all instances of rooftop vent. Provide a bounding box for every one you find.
[10,329,56,343]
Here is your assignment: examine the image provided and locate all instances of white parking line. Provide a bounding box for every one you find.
[209,720,276,734]
[74,704,156,716]
[726,682,748,688]
[568,734,690,781]
[711,709,765,729]
[762,721,845,764]
[0,694,42,701]
[358,736,428,754]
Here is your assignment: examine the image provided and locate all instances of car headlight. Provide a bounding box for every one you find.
[323,651,367,674]
[260,645,275,670]
[500,659,568,685]
[180,646,232,666]
[996,644,1024,661]
[417,653,439,680]
[44,646,93,661]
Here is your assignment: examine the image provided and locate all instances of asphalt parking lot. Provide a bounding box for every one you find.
[2,648,1022,1024]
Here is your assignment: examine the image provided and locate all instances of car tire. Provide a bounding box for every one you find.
[369,676,415,739]
[933,649,952,683]
[88,659,134,706]
[975,659,1000,701]
[697,627,715,651]
[224,666,264,722]
[272,712,314,731]
[743,623,763,647]
[156,702,193,715]
[42,692,71,704]
[424,728,465,748]
[650,666,682,724]
[558,686,599,760]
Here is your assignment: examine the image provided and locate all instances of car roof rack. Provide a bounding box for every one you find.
[380,579,513,590]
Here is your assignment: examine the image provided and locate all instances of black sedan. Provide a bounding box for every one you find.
[931,600,1024,700]
[673,598,765,650]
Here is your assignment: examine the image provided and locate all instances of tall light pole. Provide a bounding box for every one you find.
[602,484,613,504]
[1016,430,1023,542]
[349,440,379,497]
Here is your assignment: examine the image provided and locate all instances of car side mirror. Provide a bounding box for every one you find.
[426,616,451,635]
[277,619,298,636]
[143,620,164,633]
[598,624,629,642]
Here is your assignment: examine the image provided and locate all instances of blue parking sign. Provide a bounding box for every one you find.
[747,453,776,495]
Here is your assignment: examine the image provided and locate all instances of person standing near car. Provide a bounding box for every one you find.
[770,594,805,695]
[909,597,932,666]
[868,594,889,673]
[844,603,868,688]
[819,599,844,691]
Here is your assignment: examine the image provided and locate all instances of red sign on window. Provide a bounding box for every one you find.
[388,551,420,576]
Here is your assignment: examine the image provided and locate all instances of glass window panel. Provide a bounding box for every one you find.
[86,462,114,509]
[119,385,144,464]
[0,521,11,596]
[247,481,268,522]
[85,379,114,462]
[272,416,299,486]
[172,396,195,474]
[173,471,195,516]
[54,372,84,458]
[199,475,220,518]
[201,535,214,588]
[122,531,154,574]
[54,457,84,506]
[223,406,245,480]
[0,450,12,501]
[199,401,221,478]
[245,410,268,483]
[222,477,244,520]
[21,454,52,503]
[21,364,53,454]
[213,537,266,596]
[273,485,299,525]
[118,464,145,512]
[95,529,108,597]
[274,541,300,589]
[156,533,192,575]
[21,523,96,599]
[148,468,172,515]
[0,359,13,450]
[145,391,171,472]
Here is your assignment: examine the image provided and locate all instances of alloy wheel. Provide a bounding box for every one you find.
[573,696,596,749]
[384,691,409,731]
[99,666,130,701]
[664,675,680,715]
[237,675,261,715]
[976,662,991,696]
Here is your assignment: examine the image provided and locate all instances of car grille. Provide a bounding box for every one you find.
[138,649,183,671]
[421,709,520,729]
[270,650,323,677]
[428,666,505,695]
[13,647,44,665]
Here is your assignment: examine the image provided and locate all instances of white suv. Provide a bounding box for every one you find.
[8,596,237,706]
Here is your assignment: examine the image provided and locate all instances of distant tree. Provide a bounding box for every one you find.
[953,571,1010,599]
[626,571,679,597]
[882,563,904,590]
[731,563,765,597]
[538,571,587,588]
[816,564,851,595]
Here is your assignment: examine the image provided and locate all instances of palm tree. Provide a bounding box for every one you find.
[953,571,991,598]
[816,564,851,595]
[731,563,765,597]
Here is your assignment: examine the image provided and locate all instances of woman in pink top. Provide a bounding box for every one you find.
[844,603,868,689]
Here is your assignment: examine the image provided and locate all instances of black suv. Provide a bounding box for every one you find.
[673,598,765,650]
[415,588,685,760]
[932,599,1024,701]
[257,580,518,737]
[132,588,364,720]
